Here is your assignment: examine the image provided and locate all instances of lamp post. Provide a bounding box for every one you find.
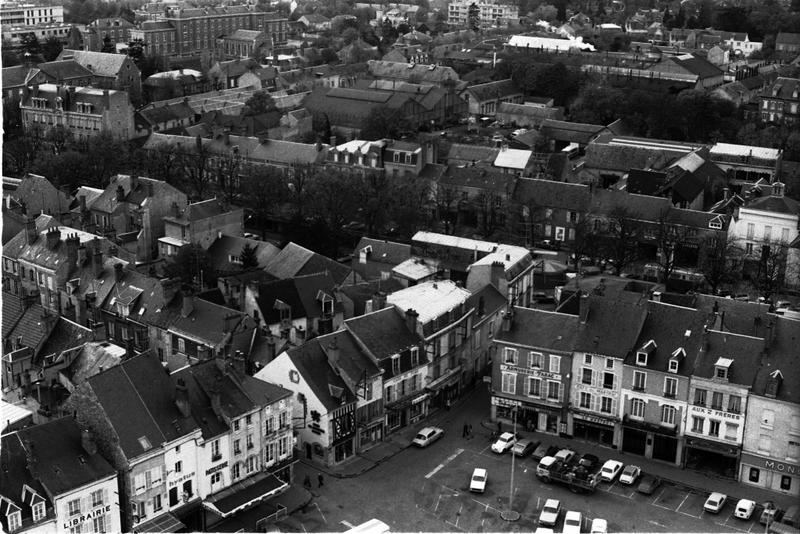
[501,405,520,522]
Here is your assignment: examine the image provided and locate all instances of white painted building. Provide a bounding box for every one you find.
[447,0,518,28]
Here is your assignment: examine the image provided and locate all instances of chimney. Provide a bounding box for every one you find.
[175,378,192,417]
[502,309,514,332]
[45,227,61,249]
[80,429,98,456]
[266,336,276,361]
[160,278,179,303]
[722,187,730,201]
[92,247,103,279]
[330,135,337,146]
[24,217,37,245]
[579,292,590,323]
[771,181,785,197]
[210,390,223,419]
[73,293,87,325]
[404,308,419,334]
[181,293,194,318]
[76,244,88,266]
[652,290,662,302]
[116,185,125,202]
[371,291,386,311]
[66,234,79,268]
[113,263,124,283]
[490,260,504,290]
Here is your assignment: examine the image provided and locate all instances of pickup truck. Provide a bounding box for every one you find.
[536,456,599,494]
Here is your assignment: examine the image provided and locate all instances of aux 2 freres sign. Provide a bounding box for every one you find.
[63,505,111,529]
[690,405,742,422]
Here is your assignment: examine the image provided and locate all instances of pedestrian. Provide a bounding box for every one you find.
[497,421,502,434]
[462,422,468,437]
[318,473,324,488]
[446,399,451,411]
[303,474,311,490]
[468,423,473,436]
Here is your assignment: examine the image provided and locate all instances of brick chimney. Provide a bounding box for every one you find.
[490,260,504,290]
[181,292,194,318]
[24,217,37,245]
[45,227,61,249]
[76,244,88,266]
[160,278,180,304]
[65,233,79,268]
[404,308,419,334]
[502,309,514,332]
[92,246,103,279]
[175,378,192,417]
[371,291,386,311]
[113,263,124,283]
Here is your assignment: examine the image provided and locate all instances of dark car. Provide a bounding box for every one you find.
[532,443,559,462]
[637,473,662,495]
[578,453,600,470]
[511,438,540,457]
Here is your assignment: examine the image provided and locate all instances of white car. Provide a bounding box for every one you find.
[619,465,641,485]
[563,510,582,534]
[735,499,756,519]
[704,492,727,513]
[470,468,487,493]
[412,426,444,448]
[554,448,575,463]
[534,529,554,534]
[539,498,561,526]
[491,432,518,453]
[590,518,608,534]
[600,459,624,482]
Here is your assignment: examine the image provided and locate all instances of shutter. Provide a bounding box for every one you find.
[145,470,152,487]
[103,488,109,508]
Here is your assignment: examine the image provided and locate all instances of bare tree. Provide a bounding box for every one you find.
[601,206,643,275]
[752,241,788,301]
[215,149,243,204]
[181,136,213,200]
[698,234,743,295]
[654,207,693,284]
[435,183,460,234]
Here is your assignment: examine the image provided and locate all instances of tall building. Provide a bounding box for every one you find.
[0,2,63,26]
[447,0,518,29]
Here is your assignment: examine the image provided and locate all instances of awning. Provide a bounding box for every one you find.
[203,473,288,518]
[426,365,462,391]
[133,512,185,533]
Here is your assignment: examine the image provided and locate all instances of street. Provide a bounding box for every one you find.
[275,388,769,533]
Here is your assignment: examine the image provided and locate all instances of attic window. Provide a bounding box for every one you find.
[636,339,656,366]
[138,436,152,451]
[668,359,679,373]
[329,384,343,400]
[229,254,243,264]
[8,511,21,531]
[391,355,400,374]
[714,357,733,380]
[709,218,723,230]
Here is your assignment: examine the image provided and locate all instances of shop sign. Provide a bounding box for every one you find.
[690,405,742,422]
[169,472,195,488]
[491,396,522,407]
[205,462,228,476]
[412,393,429,405]
[573,412,616,427]
[500,364,561,381]
[63,505,111,529]
[741,453,799,475]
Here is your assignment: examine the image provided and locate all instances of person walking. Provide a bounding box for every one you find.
[468,423,473,437]
[497,421,502,434]
[318,473,324,488]
[462,422,468,437]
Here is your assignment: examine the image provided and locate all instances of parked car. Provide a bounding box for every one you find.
[533,529,554,534]
[590,518,608,534]
[532,443,559,462]
[412,427,444,448]
[470,468,487,493]
[783,505,800,527]
[775,300,792,309]
[704,492,727,513]
[735,499,756,520]
[511,438,539,457]
[578,453,600,470]
[599,460,624,482]
[760,502,784,525]
[491,432,519,454]
[619,465,641,485]
[563,510,582,534]
[554,448,575,463]
[539,499,561,527]
[637,474,662,495]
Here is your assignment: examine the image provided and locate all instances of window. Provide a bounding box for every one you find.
[91,489,104,507]
[8,512,21,531]
[693,388,707,406]
[391,356,400,374]
[211,440,221,460]
[233,419,240,433]
[600,397,612,413]
[711,392,723,410]
[749,468,760,482]
[746,223,755,239]
[781,476,792,491]
[247,434,254,449]
[709,420,720,437]
[175,461,182,473]
[580,392,591,409]
[582,368,592,385]
[501,372,516,394]
[762,409,775,429]
[692,416,704,433]
[411,347,419,366]
[724,423,738,440]
[603,372,614,389]
[661,405,676,426]
[788,441,800,462]
[630,398,645,418]
[728,395,741,414]
[177,338,186,353]
[636,352,648,366]
[764,225,772,241]
[279,411,287,429]
[606,358,614,369]
[759,434,772,453]
[232,463,241,479]
[746,243,754,255]
[210,472,221,485]
[547,381,560,400]
[529,352,542,368]
[668,359,678,373]
[584,354,592,365]
[633,371,646,390]
[664,377,677,397]
[549,355,560,373]
[504,347,517,364]
[153,494,162,512]
[68,498,81,516]
[528,377,540,397]
[234,439,241,454]
[32,502,45,522]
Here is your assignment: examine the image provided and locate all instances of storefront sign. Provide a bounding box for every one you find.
[63,505,111,529]
[741,453,800,475]
[412,393,429,405]
[169,472,195,488]
[205,462,228,476]
[500,364,561,381]
[573,412,616,427]
[491,396,522,407]
[690,405,742,422]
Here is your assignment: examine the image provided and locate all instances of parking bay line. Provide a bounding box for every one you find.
[425,448,465,479]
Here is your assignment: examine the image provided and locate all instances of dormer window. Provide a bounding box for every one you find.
[411,346,419,366]
[317,290,334,317]
[668,359,679,373]
[391,355,400,374]
[708,216,723,230]
[32,502,45,522]
[8,511,21,531]
[714,357,732,380]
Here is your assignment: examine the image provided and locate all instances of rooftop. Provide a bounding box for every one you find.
[386,280,471,324]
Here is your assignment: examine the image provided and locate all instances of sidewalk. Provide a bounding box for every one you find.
[480,418,797,511]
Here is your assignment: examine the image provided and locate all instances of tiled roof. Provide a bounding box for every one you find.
[776,32,800,46]
[353,237,411,266]
[3,299,51,353]
[765,77,800,100]
[317,330,380,385]
[439,166,514,194]
[137,101,195,126]
[445,143,499,165]
[540,119,607,144]
[345,307,419,361]
[98,266,179,328]
[575,296,648,358]
[693,330,763,386]
[87,353,199,460]
[11,173,72,218]
[497,102,564,123]
[57,49,132,78]
[751,316,800,403]
[496,307,580,351]
[663,54,723,79]
[336,278,405,317]
[513,178,591,211]
[90,174,183,214]
[367,60,460,84]
[284,338,355,411]
[255,272,338,324]
[1,65,37,89]
[0,431,48,530]
[170,296,254,346]
[207,235,280,272]
[263,242,352,284]
[35,317,92,366]
[583,142,673,172]
[465,79,522,102]
[35,60,93,81]
[745,194,800,215]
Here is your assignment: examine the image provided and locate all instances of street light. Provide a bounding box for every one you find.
[501,405,520,522]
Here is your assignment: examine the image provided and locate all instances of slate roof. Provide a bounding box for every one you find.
[354,237,411,266]
[575,296,648,358]
[662,54,723,79]
[751,316,800,404]
[207,235,280,272]
[766,77,800,100]
[540,119,607,145]
[137,101,195,126]
[465,79,521,102]
[345,307,419,361]
[57,49,132,79]
[170,296,254,347]
[583,142,673,172]
[0,432,45,531]
[87,353,199,460]
[2,297,51,354]
[284,338,355,411]
[90,174,181,214]
[35,60,92,82]
[745,194,800,215]
[693,295,770,338]
[367,60,460,84]
[497,102,564,123]
[11,173,72,217]
[35,317,93,366]
[439,166,514,194]
[467,283,507,326]
[98,266,179,328]
[1,65,37,89]
[317,330,381,385]
[336,278,405,317]
[445,143,499,166]
[386,280,472,325]
[255,273,338,324]
[164,198,229,224]
[496,307,580,352]
[264,242,353,285]
[513,178,591,211]
[693,330,764,387]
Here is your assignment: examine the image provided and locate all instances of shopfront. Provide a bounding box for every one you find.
[426,366,462,412]
[492,396,563,435]
[572,411,617,447]
[385,391,430,434]
[684,436,740,479]
[739,452,799,496]
[621,416,682,465]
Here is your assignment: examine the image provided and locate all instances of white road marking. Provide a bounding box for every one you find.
[435,495,442,512]
[425,448,464,479]
[340,520,354,528]
[648,520,667,528]
[676,493,690,512]
[314,503,327,523]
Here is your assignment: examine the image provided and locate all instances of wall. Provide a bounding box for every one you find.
[56,475,120,534]
[191,209,244,250]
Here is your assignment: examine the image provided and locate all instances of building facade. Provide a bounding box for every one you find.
[447,0,518,28]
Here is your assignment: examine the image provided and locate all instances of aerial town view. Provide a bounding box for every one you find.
[1,0,800,531]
